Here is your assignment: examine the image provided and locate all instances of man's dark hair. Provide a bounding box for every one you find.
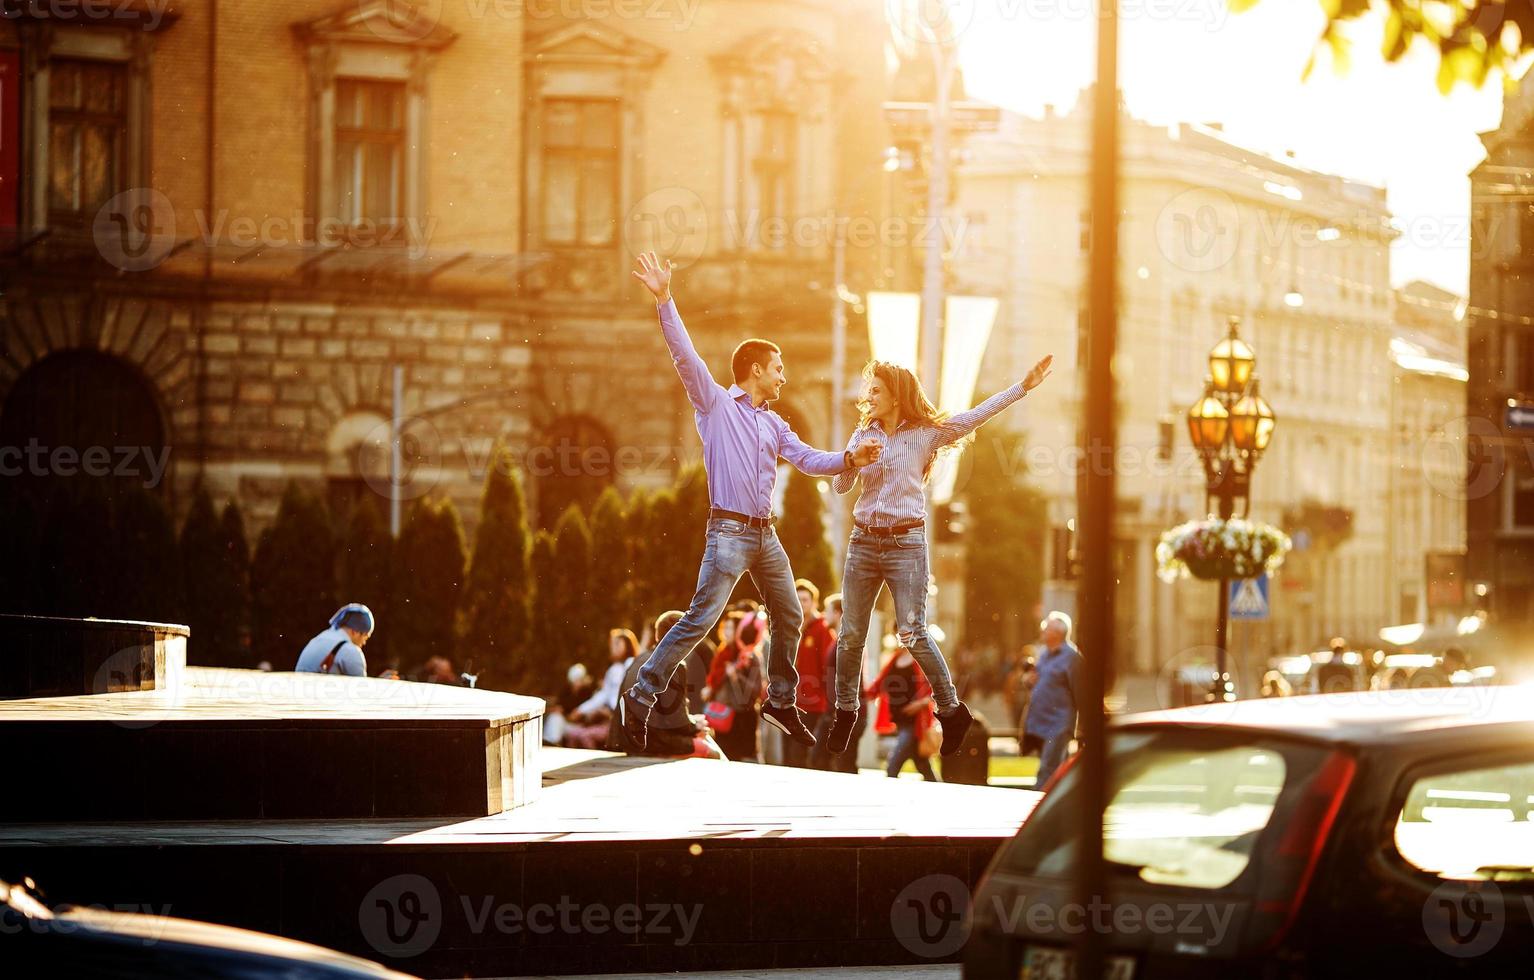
[732,338,781,382]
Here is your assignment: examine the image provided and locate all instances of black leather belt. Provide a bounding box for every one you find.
[711,508,774,528]
[855,520,925,536]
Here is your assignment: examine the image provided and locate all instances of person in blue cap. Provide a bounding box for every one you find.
[294,603,375,676]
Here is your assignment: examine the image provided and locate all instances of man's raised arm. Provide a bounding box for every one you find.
[632,251,721,414]
[779,421,882,477]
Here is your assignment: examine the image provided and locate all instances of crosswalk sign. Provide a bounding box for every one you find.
[1229,575,1270,621]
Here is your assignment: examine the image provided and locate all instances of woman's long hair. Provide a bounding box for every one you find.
[855,361,963,480]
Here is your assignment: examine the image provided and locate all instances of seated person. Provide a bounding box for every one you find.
[607,610,722,759]
[294,603,373,676]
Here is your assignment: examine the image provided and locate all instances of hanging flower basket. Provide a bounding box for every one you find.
[1156,518,1291,583]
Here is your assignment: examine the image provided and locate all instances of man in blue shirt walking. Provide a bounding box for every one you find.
[1025,610,1082,788]
[620,252,882,751]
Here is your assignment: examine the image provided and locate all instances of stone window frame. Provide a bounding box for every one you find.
[293,2,456,252]
[17,17,167,235]
[712,31,837,255]
[537,97,622,248]
[522,23,664,257]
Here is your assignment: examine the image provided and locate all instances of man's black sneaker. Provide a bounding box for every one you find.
[826,707,860,754]
[761,703,817,748]
[619,689,651,751]
[937,702,973,757]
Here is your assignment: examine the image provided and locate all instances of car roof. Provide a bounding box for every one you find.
[1116,684,1534,746]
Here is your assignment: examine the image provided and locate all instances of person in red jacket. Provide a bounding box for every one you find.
[785,578,833,768]
[867,644,937,781]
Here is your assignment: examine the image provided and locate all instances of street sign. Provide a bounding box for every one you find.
[882,101,1002,133]
[1508,402,1534,430]
[1230,575,1270,621]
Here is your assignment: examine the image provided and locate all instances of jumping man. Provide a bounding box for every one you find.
[620,252,882,750]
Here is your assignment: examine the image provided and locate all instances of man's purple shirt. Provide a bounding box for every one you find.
[658,298,846,518]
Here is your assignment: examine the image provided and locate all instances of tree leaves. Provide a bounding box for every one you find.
[1247,0,1534,92]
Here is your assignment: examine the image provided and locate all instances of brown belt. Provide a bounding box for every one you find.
[711,508,774,529]
[855,520,925,536]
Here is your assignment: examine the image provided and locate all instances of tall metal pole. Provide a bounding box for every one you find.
[1213,482,1235,702]
[1078,2,1120,978]
[830,221,848,561]
[920,43,952,396]
[920,43,954,589]
[390,364,403,538]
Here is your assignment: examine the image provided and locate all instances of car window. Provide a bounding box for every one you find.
[999,731,1325,892]
[1395,759,1534,880]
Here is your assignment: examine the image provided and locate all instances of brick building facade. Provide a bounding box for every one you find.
[0,0,898,538]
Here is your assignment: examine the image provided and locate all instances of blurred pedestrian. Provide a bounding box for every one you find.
[421,655,467,686]
[1024,611,1081,789]
[811,593,846,769]
[565,629,638,749]
[703,609,767,762]
[867,644,936,781]
[785,578,833,768]
[1003,650,1039,750]
[294,603,374,677]
[607,611,722,759]
[1259,669,1292,698]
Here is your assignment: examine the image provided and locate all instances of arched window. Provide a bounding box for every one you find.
[0,350,166,496]
[531,415,616,528]
[325,411,390,523]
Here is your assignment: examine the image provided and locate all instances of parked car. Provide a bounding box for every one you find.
[965,685,1534,978]
[2,877,417,979]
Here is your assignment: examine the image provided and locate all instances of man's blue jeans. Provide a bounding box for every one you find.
[632,517,804,709]
[834,526,959,713]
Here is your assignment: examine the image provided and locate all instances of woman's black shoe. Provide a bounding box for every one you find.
[827,707,859,754]
[937,702,973,757]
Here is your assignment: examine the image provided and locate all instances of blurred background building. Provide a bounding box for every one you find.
[0,0,897,534]
[955,96,1467,674]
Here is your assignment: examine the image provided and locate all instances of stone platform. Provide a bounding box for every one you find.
[0,748,1039,977]
[1,667,544,821]
[0,613,186,699]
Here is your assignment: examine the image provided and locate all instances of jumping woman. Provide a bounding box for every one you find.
[825,354,1053,758]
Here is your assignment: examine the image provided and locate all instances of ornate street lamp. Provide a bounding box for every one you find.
[1184,316,1277,702]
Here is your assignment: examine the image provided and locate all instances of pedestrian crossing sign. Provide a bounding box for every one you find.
[1229,575,1270,621]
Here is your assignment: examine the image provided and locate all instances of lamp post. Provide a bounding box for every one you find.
[1185,316,1276,702]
